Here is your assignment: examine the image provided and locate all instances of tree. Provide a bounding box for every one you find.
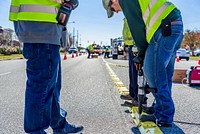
[0,26,3,45]
[3,28,14,45]
[183,29,200,53]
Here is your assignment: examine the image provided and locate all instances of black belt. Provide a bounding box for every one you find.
[171,21,183,25]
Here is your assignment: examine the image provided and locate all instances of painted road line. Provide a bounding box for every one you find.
[103,58,163,134]
[0,72,11,76]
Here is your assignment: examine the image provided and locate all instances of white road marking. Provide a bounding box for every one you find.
[0,72,11,76]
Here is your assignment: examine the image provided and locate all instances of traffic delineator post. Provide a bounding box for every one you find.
[176,56,180,62]
[63,51,67,60]
[63,53,67,60]
[72,52,74,58]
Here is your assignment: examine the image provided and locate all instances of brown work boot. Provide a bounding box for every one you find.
[123,99,138,107]
[120,94,133,100]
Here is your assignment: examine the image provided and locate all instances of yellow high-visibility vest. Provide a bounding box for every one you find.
[138,0,176,43]
[122,18,134,46]
[9,0,60,23]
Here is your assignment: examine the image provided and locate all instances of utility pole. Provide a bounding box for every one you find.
[77,30,79,47]
[79,34,81,47]
[73,27,75,48]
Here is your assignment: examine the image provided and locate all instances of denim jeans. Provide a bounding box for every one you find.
[128,46,138,100]
[23,43,67,134]
[143,19,183,123]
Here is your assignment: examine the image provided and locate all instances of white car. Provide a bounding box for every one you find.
[176,48,190,61]
[193,49,200,56]
[80,49,86,53]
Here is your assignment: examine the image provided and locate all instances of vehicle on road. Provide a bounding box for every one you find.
[176,48,190,61]
[68,47,77,54]
[92,45,104,55]
[80,49,86,53]
[193,48,200,56]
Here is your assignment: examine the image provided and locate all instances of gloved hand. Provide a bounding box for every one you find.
[133,53,145,70]
[64,0,79,10]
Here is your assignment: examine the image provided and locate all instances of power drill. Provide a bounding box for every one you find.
[56,0,79,26]
[137,68,146,116]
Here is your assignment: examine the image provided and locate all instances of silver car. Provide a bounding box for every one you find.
[176,48,190,61]
[193,48,200,56]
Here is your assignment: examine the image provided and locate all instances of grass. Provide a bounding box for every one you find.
[0,54,24,60]
[0,54,199,61]
[190,56,199,61]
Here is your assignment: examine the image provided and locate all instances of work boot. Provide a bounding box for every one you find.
[120,94,133,100]
[140,114,156,123]
[53,122,84,134]
[123,99,138,107]
[140,114,172,127]
[157,122,172,127]
[142,106,154,114]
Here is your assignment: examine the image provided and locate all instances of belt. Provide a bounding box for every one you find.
[171,21,183,25]
[159,20,183,28]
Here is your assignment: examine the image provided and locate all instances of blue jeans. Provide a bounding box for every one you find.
[143,20,183,123]
[23,43,67,134]
[128,46,138,100]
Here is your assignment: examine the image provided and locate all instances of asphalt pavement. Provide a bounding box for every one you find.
[0,54,200,134]
[104,56,200,134]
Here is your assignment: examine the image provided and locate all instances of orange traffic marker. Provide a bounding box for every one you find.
[76,52,78,57]
[176,56,180,62]
[63,53,67,60]
[198,59,200,65]
[72,52,74,58]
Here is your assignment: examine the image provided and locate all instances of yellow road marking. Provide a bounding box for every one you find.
[103,58,163,134]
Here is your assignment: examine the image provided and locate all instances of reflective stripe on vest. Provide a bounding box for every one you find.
[9,4,59,23]
[9,0,19,21]
[124,37,133,41]
[138,0,176,43]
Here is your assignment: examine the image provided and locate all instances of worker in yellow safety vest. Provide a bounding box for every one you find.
[86,44,95,58]
[9,0,83,133]
[103,0,184,127]
[104,46,110,58]
[120,18,139,106]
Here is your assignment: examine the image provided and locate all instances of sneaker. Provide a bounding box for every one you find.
[120,94,133,100]
[53,123,84,134]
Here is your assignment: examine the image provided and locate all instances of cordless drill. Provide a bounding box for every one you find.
[56,0,79,26]
[137,68,146,116]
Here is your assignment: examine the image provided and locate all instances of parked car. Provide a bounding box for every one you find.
[80,49,86,53]
[176,48,190,61]
[193,49,200,56]
[68,47,77,54]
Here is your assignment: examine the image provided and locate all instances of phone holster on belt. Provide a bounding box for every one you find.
[161,20,172,37]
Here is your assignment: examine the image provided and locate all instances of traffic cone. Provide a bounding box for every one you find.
[176,56,180,62]
[72,52,74,58]
[63,53,67,60]
[198,59,200,65]
[76,52,78,57]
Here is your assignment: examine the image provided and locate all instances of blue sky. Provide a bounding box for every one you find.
[1,0,200,47]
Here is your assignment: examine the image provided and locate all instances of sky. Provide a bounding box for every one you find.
[1,0,200,48]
